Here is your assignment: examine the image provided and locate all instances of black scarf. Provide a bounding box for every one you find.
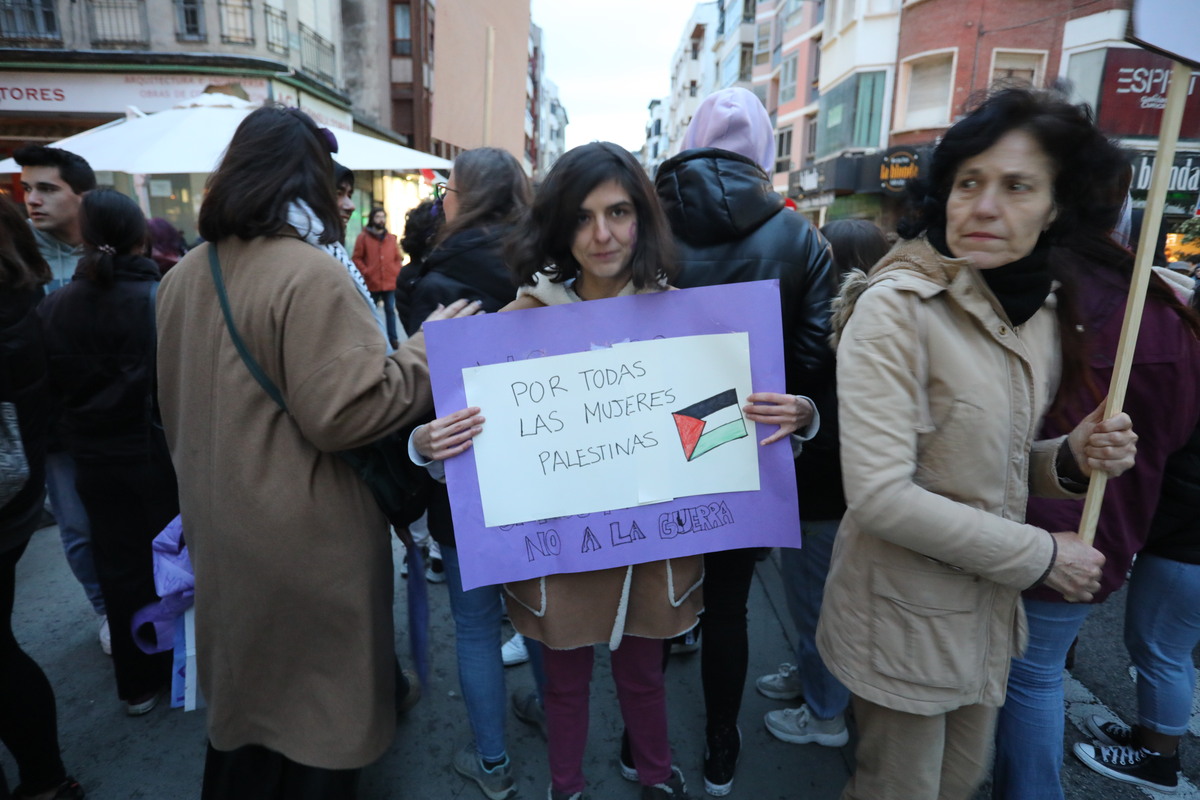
[929,227,1052,327]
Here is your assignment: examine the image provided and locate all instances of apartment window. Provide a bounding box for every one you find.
[740,42,753,82]
[779,54,798,104]
[264,4,287,54]
[393,2,411,56]
[88,0,148,45]
[218,0,253,44]
[814,0,825,23]
[1,0,61,41]
[653,118,662,137]
[804,113,818,166]
[174,0,204,40]
[783,0,804,27]
[816,70,885,157]
[992,50,1045,89]
[808,40,822,103]
[902,52,954,129]
[775,126,793,174]
[743,0,755,23]
[721,48,739,87]
[755,22,770,65]
[689,80,698,97]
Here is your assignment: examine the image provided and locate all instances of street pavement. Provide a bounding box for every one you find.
[4,522,1196,799]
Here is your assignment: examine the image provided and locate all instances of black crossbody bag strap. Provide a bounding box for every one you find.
[207,245,290,414]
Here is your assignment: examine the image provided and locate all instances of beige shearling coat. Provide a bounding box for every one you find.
[156,236,433,769]
[815,237,1081,715]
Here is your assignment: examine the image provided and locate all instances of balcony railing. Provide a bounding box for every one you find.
[218,0,253,44]
[299,22,336,86]
[88,0,149,46]
[0,0,60,44]
[264,5,287,55]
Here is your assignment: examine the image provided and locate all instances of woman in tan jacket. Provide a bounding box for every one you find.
[156,107,476,799]
[815,89,1138,800]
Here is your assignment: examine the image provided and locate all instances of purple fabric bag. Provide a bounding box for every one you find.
[132,515,194,654]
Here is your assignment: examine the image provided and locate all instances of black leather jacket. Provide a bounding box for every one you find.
[656,147,844,519]
[401,225,518,336]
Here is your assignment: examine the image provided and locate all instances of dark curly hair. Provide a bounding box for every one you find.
[505,142,676,290]
[897,88,1127,249]
[400,198,442,266]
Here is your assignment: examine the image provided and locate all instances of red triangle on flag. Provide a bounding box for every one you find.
[672,413,706,461]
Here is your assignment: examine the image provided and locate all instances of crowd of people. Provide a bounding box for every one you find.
[0,84,1196,800]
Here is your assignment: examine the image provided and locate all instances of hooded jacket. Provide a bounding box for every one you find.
[402,226,517,336]
[655,147,842,518]
[815,237,1080,714]
[29,223,83,293]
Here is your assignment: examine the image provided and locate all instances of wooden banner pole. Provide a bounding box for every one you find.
[1077,58,1192,545]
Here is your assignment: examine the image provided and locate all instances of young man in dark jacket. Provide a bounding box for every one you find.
[653,87,846,797]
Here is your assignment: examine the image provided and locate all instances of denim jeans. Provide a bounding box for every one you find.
[44,451,104,615]
[370,291,399,344]
[1125,554,1200,737]
[441,545,508,762]
[781,518,848,720]
[991,598,1092,800]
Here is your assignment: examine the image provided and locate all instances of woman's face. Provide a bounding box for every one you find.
[944,129,1058,270]
[442,174,461,223]
[336,181,356,226]
[571,179,637,286]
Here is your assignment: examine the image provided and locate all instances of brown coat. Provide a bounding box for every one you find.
[352,227,403,293]
[816,238,1080,715]
[497,290,704,650]
[156,236,432,768]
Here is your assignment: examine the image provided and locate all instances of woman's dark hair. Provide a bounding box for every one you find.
[821,219,890,279]
[506,142,677,290]
[435,147,530,245]
[0,194,51,290]
[401,199,442,265]
[76,189,148,287]
[897,88,1127,248]
[198,106,341,245]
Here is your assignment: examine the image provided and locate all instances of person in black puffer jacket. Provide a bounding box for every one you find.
[0,194,85,799]
[653,86,841,796]
[38,190,178,718]
[402,146,532,800]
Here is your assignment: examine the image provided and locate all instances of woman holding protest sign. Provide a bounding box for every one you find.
[815,89,1140,800]
[414,141,803,800]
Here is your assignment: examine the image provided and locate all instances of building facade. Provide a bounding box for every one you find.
[665,1,719,159]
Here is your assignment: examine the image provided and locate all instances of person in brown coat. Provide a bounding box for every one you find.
[352,207,403,348]
[155,106,477,800]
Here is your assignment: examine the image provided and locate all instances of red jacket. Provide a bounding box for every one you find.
[351,228,402,292]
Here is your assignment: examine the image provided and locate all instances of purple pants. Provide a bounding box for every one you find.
[542,635,672,793]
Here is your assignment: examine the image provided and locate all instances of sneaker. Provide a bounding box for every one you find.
[669,627,701,656]
[764,705,848,747]
[512,687,547,740]
[426,541,446,584]
[703,726,741,797]
[547,787,583,800]
[99,615,112,656]
[1073,742,1179,793]
[1084,714,1134,747]
[641,765,691,799]
[453,743,517,800]
[126,690,159,716]
[396,668,422,716]
[755,662,802,700]
[502,633,529,666]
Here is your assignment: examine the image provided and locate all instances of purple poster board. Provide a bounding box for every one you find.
[424,281,801,590]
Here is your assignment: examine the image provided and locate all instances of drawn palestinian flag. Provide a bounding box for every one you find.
[672,389,749,461]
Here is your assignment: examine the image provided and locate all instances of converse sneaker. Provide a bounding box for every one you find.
[1073,742,1179,793]
[501,633,529,666]
[641,765,691,799]
[99,615,112,656]
[619,728,638,781]
[755,662,802,700]
[453,743,517,800]
[703,726,741,797]
[426,541,446,583]
[764,705,848,747]
[1084,714,1134,747]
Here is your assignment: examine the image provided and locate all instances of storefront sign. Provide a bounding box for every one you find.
[879,147,920,195]
[1129,151,1200,215]
[1096,49,1200,139]
[269,81,352,130]
[789,166,821,197]
[0,71,270,114]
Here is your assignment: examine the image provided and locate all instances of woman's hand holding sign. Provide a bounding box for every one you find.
[743,392,813,446]
[414,407,485,461]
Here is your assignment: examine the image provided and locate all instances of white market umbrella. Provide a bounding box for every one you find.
[0,92,452,174]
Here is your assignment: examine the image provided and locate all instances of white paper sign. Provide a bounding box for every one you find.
[462,333,760,527]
